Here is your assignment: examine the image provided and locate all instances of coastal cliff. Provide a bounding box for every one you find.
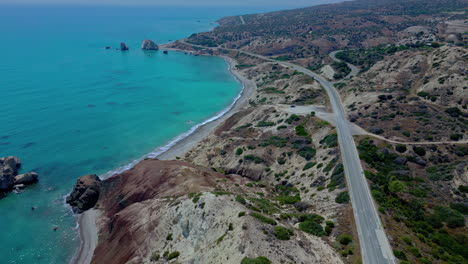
[71,159,343,264]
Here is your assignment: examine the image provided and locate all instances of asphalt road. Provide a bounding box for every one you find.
[177,41,396,263]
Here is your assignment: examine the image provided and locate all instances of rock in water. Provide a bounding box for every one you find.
[141,39,159,50]
[14,172,39,185]
[0,156,21,190]
[120,42,129,51]
[66,174,101,213]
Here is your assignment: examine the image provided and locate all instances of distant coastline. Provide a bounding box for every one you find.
[70,50,256,264]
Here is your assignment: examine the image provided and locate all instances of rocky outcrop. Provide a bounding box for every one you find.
[120,43,129,51]
[141,39,159,50]
[14,172,39,185]
[66,174,101,213]
[0,156,38,198]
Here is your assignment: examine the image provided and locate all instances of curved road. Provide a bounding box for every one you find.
[329,50,360,80]
[176,41,396,264]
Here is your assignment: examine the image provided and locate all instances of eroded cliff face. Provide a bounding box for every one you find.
[77,159,343,264]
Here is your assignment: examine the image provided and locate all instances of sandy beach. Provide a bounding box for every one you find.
[70,53,256,264]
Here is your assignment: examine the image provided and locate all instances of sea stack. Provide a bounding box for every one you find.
[120,42,129,51]
[0,156,38,199]
[141,39,159,50]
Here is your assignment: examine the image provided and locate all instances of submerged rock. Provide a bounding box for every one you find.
[66,174,101,213]
[141,39,159,50]
[120,42,129,51]
[163,50,168,54]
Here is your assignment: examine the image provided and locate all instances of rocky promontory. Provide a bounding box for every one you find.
[141,39,159,50]
[66,174,101,213]
[0,156,39,198]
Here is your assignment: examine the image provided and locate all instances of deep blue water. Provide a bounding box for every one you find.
[0,4,283,263]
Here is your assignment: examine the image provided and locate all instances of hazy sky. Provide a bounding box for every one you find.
[0,0,343,7]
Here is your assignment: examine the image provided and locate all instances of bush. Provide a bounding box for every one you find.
[297,146,316,161]
[426,164,455,181]
[244,154,264,164]
[273,226,294,240]
[236,148,244,155]
[450,133,463,141]
[434,206,465,228]
[236,195,246,205]
[167,251,180,260]
[257,121,275,127]
[285,114,300,124]
[459,185,468,193]
[241,256,271,264]
[335,191,350,204]
[413,146,426,156]
[150,251,160,261]
[395,144,407,153]
[393,250,408,261]
[303,162,317,171]
[445,107,463,117]
[251,212,277,225]
[238,211,246,217]
[338,234,353,245]
[299,221,326,236]
[295,125,308,137]
[320,133,338,148]
[276,195,301,205]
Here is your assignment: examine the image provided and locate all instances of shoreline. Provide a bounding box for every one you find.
[71,52,256,264]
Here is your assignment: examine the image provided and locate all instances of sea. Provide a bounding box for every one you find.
[0,4,287,264]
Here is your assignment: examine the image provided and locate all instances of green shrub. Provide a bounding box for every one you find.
[257,121,275,127]
[241,256,271,264]
[298,213,324,223]
[401,236,412,245]
[260,136,288,147]
[167,251,180,260]
[236,195,246,205]
[395,144,407,153]
[251,212,277,225]
[244,154,264,164]
[297,146,316,161]
[413,146,426,156]
[445,107,463,117]
[277,125,287,130]
[236,148,244,155]
[393,250,408,261]
[320,133,338,148]
[273,226,294,240]
[166,233,173,241]
[338,234,353,245]
[325,221,335,235]
[299,221,326,236]
[335,191,350,204]
[389,180,406,193]
[285,114,300,124]
[450,133,463,141]
[303,162,317,171]
[238,211,246,217]
[459,185,468,193]
[276,195,301,205]
[295,125,309,137]
[150,251,160,261]
[450,202,468,215]
[434,206,465,228]
[426,164,455,181]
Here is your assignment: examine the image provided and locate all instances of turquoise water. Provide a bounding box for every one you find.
[0,5,283,264]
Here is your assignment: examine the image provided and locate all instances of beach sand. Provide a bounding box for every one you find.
[71,54,256,264]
